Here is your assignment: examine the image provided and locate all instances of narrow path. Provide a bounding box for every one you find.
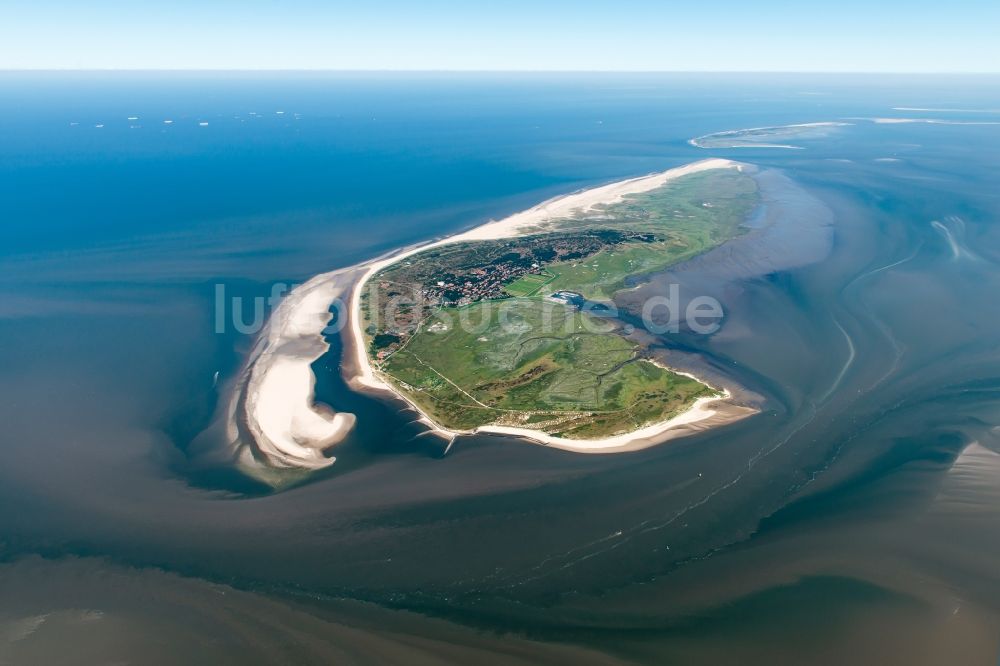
[410,353,495,410]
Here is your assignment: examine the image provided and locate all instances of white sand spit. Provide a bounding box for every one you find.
[241,271,356,469]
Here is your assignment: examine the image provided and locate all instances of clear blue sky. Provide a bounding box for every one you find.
[2,0,998,72]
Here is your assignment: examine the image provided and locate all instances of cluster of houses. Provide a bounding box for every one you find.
[422,261,542,306]
[371,229,658,359]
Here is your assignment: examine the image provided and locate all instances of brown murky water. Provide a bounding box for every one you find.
[3,74,1000,664]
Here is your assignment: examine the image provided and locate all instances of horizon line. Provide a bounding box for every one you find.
[2,68,1000,76]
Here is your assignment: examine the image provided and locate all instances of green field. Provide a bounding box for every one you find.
[504,269,557,297]
[381,299,711,438]
[544,168,759,299]
[366,166,759,439]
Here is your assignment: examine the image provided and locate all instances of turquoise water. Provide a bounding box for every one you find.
[2,73,1000,664]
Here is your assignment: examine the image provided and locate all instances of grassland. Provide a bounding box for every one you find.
[380,299,712,438]
[363,166,759,439]
[542,168,758,299]
[504,269,557,297]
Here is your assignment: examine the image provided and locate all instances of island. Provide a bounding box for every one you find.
[352,159,759,445]
[689,122,851,149]
[225,158,764,476]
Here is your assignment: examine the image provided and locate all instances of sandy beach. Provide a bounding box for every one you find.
[688,122,851,148]
[238,158,755,467]
[237,269,357,469]
[480,394,756,453]
[865,117,1000,125]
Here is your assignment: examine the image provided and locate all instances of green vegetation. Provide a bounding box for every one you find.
[380,300,711,438]
[362,167,759,439]
[545,168,759,298]
[504,269,557,297]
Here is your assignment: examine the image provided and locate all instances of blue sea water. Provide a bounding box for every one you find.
[2,72,1000,663]
[3,72,995,260]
